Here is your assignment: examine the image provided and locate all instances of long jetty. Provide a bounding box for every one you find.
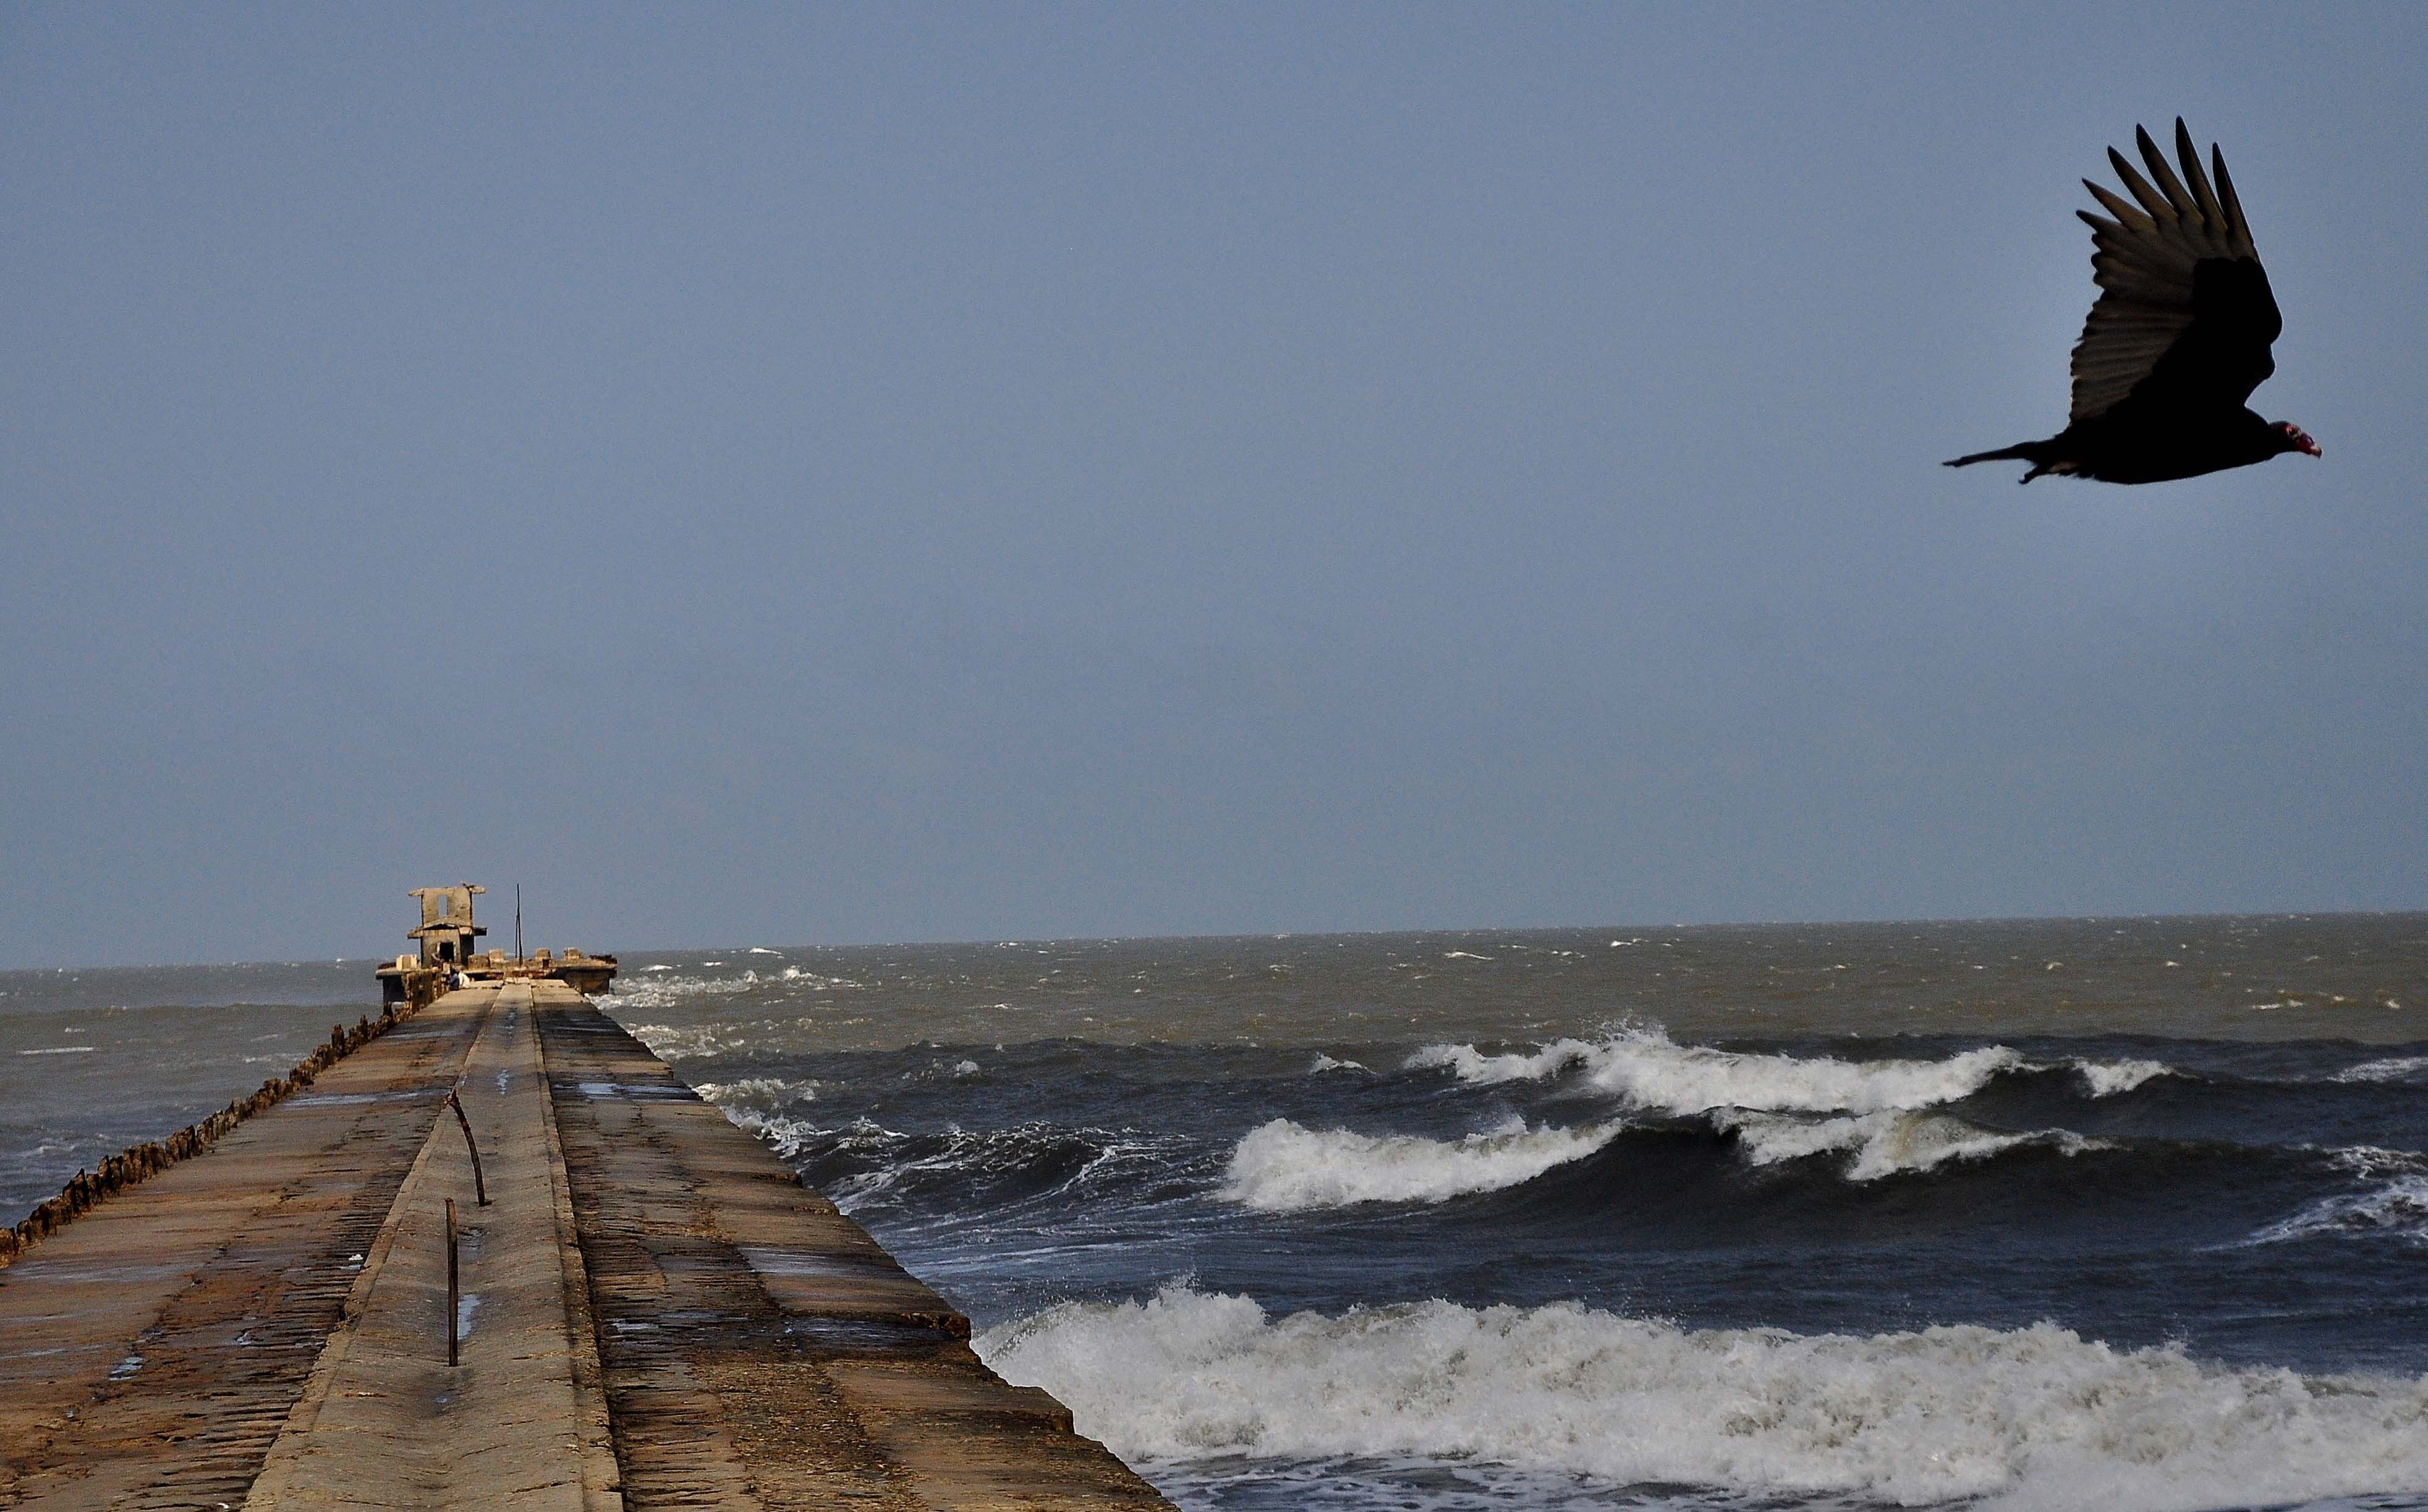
[0,980,1173,1510]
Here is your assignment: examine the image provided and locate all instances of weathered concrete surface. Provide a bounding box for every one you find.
[0,992,491,1508]
[537,982,1172,1510]
[247,982,621,1510]
[0,980,1174,1511]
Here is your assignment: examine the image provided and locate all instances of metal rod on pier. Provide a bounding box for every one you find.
[445,1090,488,1206]
[446,1197,459,1368]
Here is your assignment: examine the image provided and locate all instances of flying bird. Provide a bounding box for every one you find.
[1946,119,2318,483]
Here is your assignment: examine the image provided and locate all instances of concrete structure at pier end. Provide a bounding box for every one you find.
[376,883,619,1007]
[409,883,486,967]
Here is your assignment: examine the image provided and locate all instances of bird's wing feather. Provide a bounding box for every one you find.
[2067,120,2280,423]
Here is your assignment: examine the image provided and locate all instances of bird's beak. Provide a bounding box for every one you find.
[2303,438,2324,458]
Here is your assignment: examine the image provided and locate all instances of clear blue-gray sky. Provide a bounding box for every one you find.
[4,4,2424,968]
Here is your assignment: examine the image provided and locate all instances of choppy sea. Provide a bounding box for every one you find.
[6,915,2426,1510]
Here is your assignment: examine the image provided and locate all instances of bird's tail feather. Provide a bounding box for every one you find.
[1945,441,2061,483]
[1944,443,2039,469]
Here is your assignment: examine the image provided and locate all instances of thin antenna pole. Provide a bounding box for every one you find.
[515,885,523,962]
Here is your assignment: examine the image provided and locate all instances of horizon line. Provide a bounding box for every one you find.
[6,904,2422,977]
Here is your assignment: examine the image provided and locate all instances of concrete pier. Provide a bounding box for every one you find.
[0,983,1173,1511]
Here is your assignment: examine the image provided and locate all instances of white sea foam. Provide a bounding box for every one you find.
[779,965,862,988]
[977,1283,2428,1512]
[716,1105,817,1159]
[2332,1056,2428,1084]
[601,970,765,1013]
[1409,1026,2176,1117]
[716,1111,1192,1213]
[623,1022,734,1061]
[1406,1038,1595,1085]
[1717,1109,2099,1183]
[694,1076,818,1107]
[1408,1026,2027,1115]
[2328,1145,2426,1178]
[1220,1118,1618,1212]
[2250,1148,2428,1247]
[2073,1057,2172,1097]
[2252,1177,2428,1247]
[603,965,857,1012]
[1307,1053,1367,1074]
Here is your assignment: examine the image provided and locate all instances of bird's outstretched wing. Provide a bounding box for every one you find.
[2069,119,2282,423]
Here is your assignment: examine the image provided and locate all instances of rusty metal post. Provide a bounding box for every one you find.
[446,1089,488,1206]
[446,1197,459,1367]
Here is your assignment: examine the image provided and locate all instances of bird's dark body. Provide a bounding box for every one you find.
[1946,121,2317,485]
[1959,404,2290,485]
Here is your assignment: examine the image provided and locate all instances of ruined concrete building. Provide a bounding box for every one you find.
[376,884,614,1006]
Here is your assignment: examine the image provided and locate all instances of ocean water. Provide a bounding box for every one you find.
[7,916,2427,1509]
[0,959,373,1217]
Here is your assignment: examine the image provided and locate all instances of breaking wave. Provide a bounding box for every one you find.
[1407,1026,2172,1116]
[978,1283,2428,1512]
[715,1105,820,1160]
[2074,1056,2171,1097]
[1221,1118,1621,1212]
[601,964,860,1015]
[715,1111,1200,1215]
[2249,1149,2428,1247]
[1716,1108,2102,1183]
[622,1022,737,1061]
[694,1076,819,1107]
[2333,1056,2428,1085]
[600,971,768,1013]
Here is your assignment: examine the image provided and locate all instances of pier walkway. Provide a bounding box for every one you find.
[0,983,1171,1511]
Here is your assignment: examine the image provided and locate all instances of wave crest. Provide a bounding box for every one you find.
[601,964,859,1016]
[978,1283,2428,1512]
[1220,1118,1619,1212]
[2333,1056,2428,1085]
[718,1111,1198,1214]
[1407,1026,2027,1115]
[2074,1057,2171,1097]
[601,971,768,1013]
[2251,1148,2428,1247]
[1407,1026,2177,1118]
[695,1076,818,1107]
[1717,1108,2100,1182]
[624,1022,736,1061]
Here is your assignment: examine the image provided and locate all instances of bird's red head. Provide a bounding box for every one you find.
[2276,422,2322,458]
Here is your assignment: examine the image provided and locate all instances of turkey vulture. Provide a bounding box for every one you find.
[1946,119,2318,483]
